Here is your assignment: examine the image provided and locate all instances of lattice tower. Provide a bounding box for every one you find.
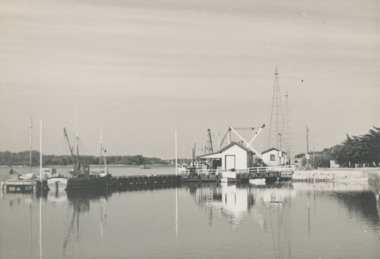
[268,67,284,150]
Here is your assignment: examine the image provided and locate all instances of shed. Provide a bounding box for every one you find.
[261,148,288,166]
[197,142,254,170]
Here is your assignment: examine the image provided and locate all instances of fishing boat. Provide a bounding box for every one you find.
[63,128,110,192]
[47,174,68,191]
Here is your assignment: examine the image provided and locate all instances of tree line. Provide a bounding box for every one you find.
[0,151,170,166]
[295,127,380,168]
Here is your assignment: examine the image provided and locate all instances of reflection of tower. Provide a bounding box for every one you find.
[268,67,284,150]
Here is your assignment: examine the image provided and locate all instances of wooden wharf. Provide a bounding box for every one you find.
[1,179,49,193]
[108,174,181,190]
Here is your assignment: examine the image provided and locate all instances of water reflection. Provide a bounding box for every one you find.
[1,180,379,258]
[62,190,109,256]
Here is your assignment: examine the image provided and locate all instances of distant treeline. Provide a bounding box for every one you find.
[295,127,380,168]
[0,151,170,166]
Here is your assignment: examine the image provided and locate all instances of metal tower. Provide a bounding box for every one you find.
[268,67,284,150]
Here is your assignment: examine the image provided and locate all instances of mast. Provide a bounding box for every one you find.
[100,132,107,170]
[30,118,33,172]
[175,131,178,175]
[306,126,310,166]
[39,119,43,259]
[284,91,291,163]
[39,120,42,181]
[206,129,213,154]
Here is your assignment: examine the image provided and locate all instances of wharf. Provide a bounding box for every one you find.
[1,179,49,193]
[1,179,36,193]
[108,174,181,190]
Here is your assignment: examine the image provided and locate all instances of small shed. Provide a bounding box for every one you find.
[197,142,254,170]
[261,148,288,166]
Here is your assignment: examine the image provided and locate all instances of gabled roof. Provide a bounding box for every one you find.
[261,147,287,155]
[197,142,253,159]
[219,141,252,153]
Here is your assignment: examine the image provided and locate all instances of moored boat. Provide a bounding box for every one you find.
[47,176,68,191]
[63,128,110,192]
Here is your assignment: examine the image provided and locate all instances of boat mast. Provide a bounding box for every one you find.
[206,129,213,154]
[39,120,42,181]
[30,118,33,173]
[100,132,107,169]
[175,131,178,175]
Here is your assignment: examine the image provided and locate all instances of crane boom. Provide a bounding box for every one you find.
[64,128,75,159]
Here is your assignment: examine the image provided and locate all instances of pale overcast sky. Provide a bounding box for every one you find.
[0,0,378,159]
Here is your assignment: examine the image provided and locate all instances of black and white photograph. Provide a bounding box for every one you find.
[0,0,379,258]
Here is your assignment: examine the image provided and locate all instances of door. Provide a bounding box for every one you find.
[225,155,236,169]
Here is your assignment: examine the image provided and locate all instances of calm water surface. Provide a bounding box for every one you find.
[1,166,379,259]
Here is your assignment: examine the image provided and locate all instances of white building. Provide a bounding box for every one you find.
[261,148,288,166]
[197,142,255,170]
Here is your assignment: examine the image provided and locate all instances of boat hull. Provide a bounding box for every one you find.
[47,177,68,191]
[65,175,109,191]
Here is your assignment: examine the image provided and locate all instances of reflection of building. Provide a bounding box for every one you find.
[186,183,255,225]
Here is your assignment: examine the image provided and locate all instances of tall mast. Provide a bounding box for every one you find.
[29,118,33,172]
[284,91,291,162]
[206,129,213,154]
[39,120,42,181]
[268,67,284,150]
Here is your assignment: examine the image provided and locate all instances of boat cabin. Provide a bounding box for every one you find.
[261,148,288,166]
[197,142,257,170]
[40,168,57,179]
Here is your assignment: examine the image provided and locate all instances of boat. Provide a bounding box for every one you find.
[47,175,68,191]
[63,128,110,192]
[140,165,151,170]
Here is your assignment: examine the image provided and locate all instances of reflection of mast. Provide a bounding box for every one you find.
[175,187,178,236]
[39,120,43,259]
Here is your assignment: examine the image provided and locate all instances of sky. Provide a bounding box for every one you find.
[0,0,378,159]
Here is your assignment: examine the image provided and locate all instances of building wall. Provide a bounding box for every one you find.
[221,145,248,169]
[262,150,288,166]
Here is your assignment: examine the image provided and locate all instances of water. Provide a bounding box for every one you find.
[1,166,380,259]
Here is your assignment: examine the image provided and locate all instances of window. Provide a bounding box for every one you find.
[270,154,276,161]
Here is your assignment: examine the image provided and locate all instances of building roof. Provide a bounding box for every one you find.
[261,147,287,155]
[197,142,253,159]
